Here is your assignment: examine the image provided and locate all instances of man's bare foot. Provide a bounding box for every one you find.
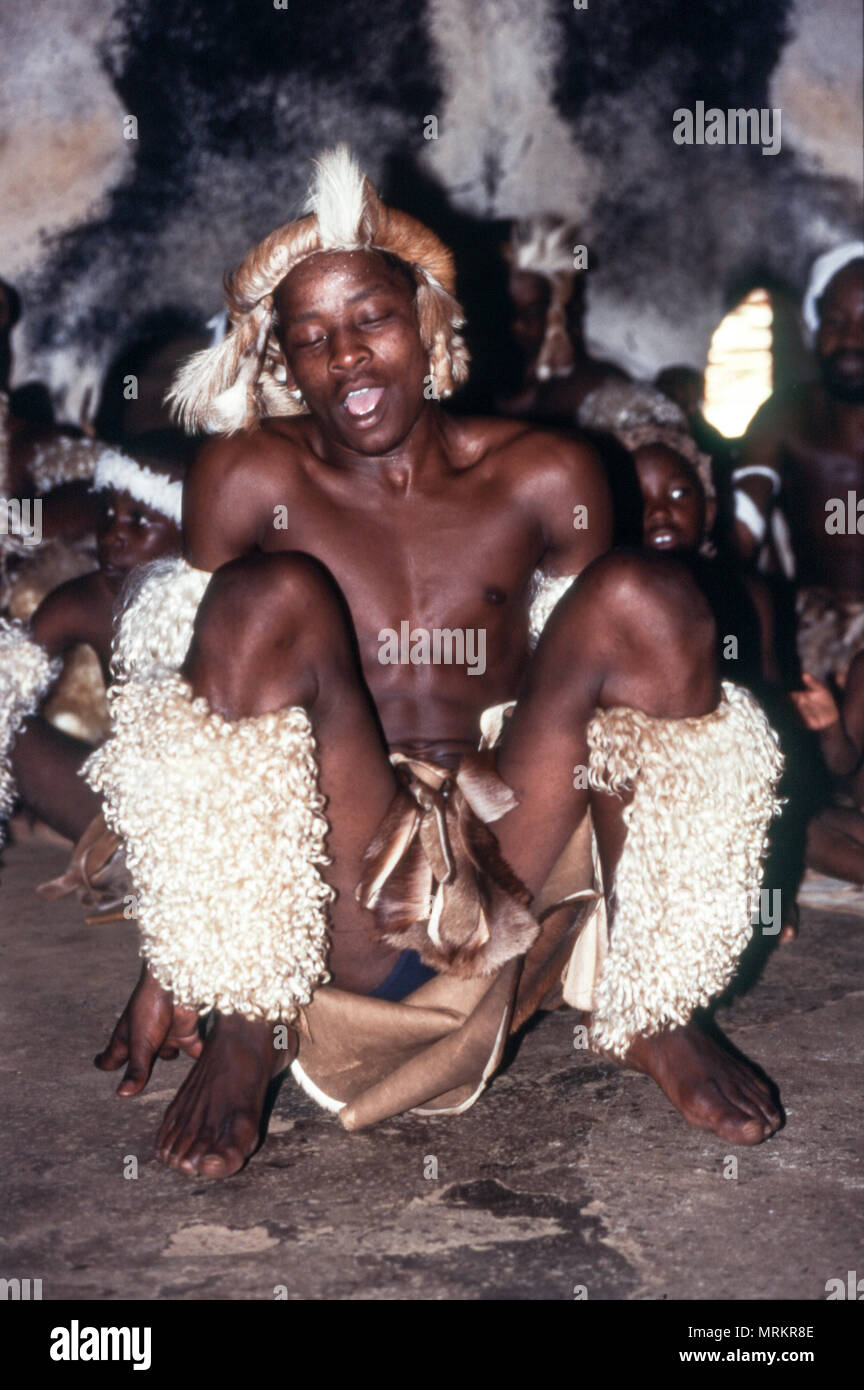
[95,963,203,1096]
[156,1013,293,1179]
[624,1021,783,1145]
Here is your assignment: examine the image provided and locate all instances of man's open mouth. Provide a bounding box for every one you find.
[342,386,385,419]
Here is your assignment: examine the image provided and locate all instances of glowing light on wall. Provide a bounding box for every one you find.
[703,289,773,438]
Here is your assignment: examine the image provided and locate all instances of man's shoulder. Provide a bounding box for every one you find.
[744,383,818,442]
[194,418,308,481]
[187,421,314,519]
[456,414,600,483]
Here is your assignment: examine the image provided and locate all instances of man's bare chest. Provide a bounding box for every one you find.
[783,434,864,509]
[263,482,542,624]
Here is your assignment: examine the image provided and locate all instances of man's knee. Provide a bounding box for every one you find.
[547,551,718,714]
[185,551,350,716]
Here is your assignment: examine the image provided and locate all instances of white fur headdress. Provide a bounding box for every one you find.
[505,215,581,382]
[92,451,183,525]
[578,381,715,500]
[802,241,864,342]
[168,146,470,435]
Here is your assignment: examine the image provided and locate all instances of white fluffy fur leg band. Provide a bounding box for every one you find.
[84,674,335,1019]
[111,556,211,681]
[0,618,61,833]
[586,682,784,1058]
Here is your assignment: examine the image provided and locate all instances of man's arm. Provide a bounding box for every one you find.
[183,433,283,572]
[735,398,786,564]
[29,577,97,664]
[744,574,781,686]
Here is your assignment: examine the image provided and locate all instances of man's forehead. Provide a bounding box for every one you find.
[275,249,410,318]
[821,259,864,313]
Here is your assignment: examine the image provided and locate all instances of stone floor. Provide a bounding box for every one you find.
[2,837,862,1302]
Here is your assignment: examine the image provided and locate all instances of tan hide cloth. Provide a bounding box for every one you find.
[291,813,604,1130]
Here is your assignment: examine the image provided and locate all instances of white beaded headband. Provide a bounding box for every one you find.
[91,451,183,525]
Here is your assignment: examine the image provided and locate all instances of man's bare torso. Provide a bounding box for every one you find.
[743,384,864,593]
[185,407,611,757]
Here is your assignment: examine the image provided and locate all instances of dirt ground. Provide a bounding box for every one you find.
[2,836,862,1302]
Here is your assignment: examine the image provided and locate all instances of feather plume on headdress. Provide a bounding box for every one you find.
[168,147,469,435]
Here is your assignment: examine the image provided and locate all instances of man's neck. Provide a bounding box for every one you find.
[306,402,454,492]
[821,384,864,443]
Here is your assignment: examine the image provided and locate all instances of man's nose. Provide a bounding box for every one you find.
[328,326,371,372]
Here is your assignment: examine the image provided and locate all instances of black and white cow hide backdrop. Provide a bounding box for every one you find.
[1,0,861,423]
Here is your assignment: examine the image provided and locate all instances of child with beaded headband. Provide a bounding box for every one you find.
[1,432,190,851]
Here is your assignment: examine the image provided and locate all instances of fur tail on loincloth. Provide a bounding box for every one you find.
[356,751,539,978]
[586,681,784,1058]
[84,673,335,1019]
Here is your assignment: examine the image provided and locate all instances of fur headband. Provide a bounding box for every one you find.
[168,146,470,435]
[92,451,183,525]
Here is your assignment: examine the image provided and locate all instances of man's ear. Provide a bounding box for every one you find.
[270,298,300,392]
[272,342,299,393]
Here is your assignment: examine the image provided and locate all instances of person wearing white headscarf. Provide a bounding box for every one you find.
[735,244,864,680]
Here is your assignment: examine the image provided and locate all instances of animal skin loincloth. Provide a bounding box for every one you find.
[796,587,864,682]
[289,702,607,1127]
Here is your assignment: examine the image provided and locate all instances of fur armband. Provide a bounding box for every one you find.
[111,556,211,680]
[586,682,784,1058]
[734,488,767,544]
[84,674,334,1019]
[731,464,781,498]
[0,618,62,833]
[528,570,576,647]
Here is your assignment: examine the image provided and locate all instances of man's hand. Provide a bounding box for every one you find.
[95,962,203,1097]
[790,673,841,731]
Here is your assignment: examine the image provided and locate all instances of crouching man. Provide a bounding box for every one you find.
[88,149,784,1177]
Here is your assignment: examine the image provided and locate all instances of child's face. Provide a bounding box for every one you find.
[97,489,181,593]
[635,445,706,553]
